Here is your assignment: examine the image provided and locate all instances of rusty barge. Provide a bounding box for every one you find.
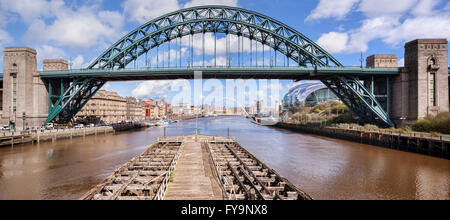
[81,135,312,200]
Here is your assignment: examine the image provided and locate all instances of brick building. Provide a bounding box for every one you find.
[75,90,127,124]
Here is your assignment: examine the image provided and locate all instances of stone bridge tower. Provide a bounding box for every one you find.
[1,48,70,131]
[404,39,448,120]
[371,39,449,127]
[1,47,49,130]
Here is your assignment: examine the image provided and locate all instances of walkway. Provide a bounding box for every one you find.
[164,140,222,200]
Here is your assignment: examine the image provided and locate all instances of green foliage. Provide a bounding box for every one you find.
[290,101,355,124]
[364,124,379,130]
[412,113,450,134]
[330,112,357,124]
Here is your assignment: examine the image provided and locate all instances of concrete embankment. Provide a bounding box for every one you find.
[0,127,115,147]
[0,122,148,147]
[273,123,449,159]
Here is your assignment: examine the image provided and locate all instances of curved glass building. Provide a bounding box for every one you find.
[283,81,339,110]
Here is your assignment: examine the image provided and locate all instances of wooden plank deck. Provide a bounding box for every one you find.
[164,141,222,200]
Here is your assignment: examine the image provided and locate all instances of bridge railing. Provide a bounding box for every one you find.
[154,142,184,200]
[206,141,237,200]
[40,66,401,73]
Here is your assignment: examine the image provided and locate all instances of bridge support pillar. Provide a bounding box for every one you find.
[1,47,49,131]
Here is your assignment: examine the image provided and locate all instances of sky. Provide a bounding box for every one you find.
[0,0,449,106]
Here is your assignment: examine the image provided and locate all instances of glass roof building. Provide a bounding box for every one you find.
[283,81,339,110]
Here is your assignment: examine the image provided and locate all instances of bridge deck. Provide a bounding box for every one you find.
[164,141,222,200]
[37,66,402,81]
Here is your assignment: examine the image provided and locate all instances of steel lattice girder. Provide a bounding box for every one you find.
[321,77,394,127]
[46,79,105,124]
[45,5,394,127]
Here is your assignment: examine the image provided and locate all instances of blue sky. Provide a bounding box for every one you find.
[0,0,449,105]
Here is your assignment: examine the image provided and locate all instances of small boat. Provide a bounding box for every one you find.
[252,116,279,126]
[156,121,169,126]
[144,122,156,127]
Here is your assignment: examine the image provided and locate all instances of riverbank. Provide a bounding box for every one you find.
[273,122,450,159]
[0,127,114,147]
[0,122,148,147]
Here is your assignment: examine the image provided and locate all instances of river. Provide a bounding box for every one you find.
[0,117,448,200]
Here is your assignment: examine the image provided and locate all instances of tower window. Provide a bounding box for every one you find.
[430,73,436,106]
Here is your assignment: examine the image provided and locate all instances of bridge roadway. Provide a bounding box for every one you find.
[37,66,401,81]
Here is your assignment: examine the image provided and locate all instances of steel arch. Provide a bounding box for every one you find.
[46,5,394,127]
[89,5,341,70]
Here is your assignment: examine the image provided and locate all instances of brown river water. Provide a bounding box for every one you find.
[0,117,448,200]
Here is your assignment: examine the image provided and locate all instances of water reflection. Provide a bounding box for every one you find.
[0,117,448,200]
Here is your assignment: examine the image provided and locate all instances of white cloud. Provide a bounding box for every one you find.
[72,55,89,69]
[192,56,227,66]
[0,0,65,23]
[411,0,440,16]
[181,33,256,59]
[358,0,418,17]
[183,0,238,8]
[313,0,450,54]
[0,28,12,47]
[317,32,349,54]
[306,0,359,21]
[36,45,67,62]
[383,15,450,45]
[344,16,399,53]
[132,80,186,99]
[122,0,181,24]
[22,19,49,44]
[21,3,124,48]
[0,28,12,70]
[123,0,239,24]
[398,58,404,67]
[45,12,122,48]
[103,83,111,91]
[150,48,188,66]
[98,10,125,30]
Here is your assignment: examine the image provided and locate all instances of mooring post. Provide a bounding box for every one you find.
[227,128,230,138]
[164,127,166,138]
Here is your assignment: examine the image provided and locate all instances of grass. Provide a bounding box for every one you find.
[288,101,450,135]
[412,112,450,135]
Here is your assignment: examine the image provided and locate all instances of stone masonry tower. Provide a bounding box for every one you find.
[404,39,449,120]
[368,39,448,127]
[43,59,68,71]
[2,47,49,130]
[366,55,398,68]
